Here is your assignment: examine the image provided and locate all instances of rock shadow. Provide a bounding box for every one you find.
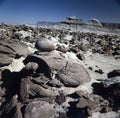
[66,101,87,118]
[1,69,23,100]
[92,82,120,111]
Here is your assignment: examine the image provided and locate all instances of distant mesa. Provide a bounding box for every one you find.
[36,16,120,29]
[66,16,78,20]
[61,16,102,27]
[36,16,103,27]
[61,16,86,25]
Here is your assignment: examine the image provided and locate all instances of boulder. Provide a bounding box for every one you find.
[35,38,55,52]
[24,101,56,118]
[34,51,67,71]
[56,61,91,87]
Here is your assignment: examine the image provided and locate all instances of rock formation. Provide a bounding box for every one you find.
[0,19,120,118]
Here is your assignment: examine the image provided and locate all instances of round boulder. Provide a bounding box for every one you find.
[35,38,55,52]
[56,61,91,87]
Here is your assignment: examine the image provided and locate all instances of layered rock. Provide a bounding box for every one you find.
[61,16,102,27]
[0,40,30,67]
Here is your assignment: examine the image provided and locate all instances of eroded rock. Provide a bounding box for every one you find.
[34,51,67,71]
[56,61,91,87]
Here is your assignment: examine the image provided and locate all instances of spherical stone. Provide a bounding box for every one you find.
[35,38,55,52]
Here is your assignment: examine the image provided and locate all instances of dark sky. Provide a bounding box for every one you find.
[0,0,120,24]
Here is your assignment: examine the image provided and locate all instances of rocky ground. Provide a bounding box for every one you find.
[0,22,120,118]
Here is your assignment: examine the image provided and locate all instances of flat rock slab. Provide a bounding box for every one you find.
[24,101,56,118]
